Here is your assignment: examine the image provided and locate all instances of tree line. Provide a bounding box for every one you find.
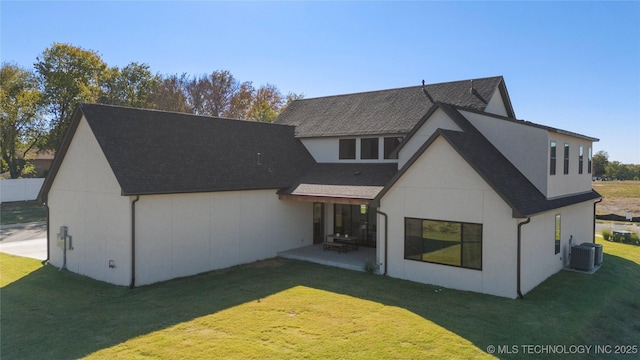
[592,151,640,181]
[1,43,303,178]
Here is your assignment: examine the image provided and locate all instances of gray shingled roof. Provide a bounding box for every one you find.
[279,163,398,200]
[275,76,507,138]
[373,104,601,217]
[40,103,317,199]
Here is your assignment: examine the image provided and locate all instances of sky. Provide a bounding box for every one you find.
[2,0,639,164]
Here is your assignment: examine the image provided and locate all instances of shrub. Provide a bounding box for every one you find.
[364,261,375,274]
[602,228,612,241]
[629,232,639,245]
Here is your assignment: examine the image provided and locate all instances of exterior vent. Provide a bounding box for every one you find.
[570,245,595,271]
[581,243,603,266]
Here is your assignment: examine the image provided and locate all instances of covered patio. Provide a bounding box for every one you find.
[278,244,377,273]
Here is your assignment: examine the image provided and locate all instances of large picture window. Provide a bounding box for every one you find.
[404,218,482,270]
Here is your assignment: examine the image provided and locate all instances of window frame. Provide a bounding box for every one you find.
[563,143,570,175]
[383,137,402,159]
[550,141,557,175]
[360,138,379,160]
[339,138,356,160]
[555,214,561,254]
[579,145,584,174]
[404,217,482,270]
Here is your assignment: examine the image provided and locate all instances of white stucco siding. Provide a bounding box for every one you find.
[547,133,594,198]
[520,201,595,294]
[484,87,509,117]
[462,110,549,195]
[300,138,337,163]
[380,136,519,298]
[134,190,312,285]
[47,116,131,286]
[398,108,462,168]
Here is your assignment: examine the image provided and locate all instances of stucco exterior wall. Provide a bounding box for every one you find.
[520,201,595,294]
[134,190,312,285]
[397,108,462,168]
[484,87,509,117]
[380,136,519,298]
[47,116,131,286]
[461,110,549,195]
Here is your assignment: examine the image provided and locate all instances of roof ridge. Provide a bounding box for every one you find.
[297,76,504,101]
[80,103,296,129]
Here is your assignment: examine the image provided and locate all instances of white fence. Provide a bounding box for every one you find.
[0,178,45,203]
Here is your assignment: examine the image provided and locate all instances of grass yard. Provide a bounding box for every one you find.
[0,201,46,225]
[1,238,639,360]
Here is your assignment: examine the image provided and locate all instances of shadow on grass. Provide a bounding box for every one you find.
[1,247,639,359]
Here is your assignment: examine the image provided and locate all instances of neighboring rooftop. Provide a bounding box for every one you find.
[275,76,510,138]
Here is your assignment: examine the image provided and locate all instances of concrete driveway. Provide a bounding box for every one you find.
[0,222,47,261]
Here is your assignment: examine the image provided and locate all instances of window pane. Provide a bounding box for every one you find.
[421,220,461,267]
[563,143,569,175]
[550,141,557,175]
[588,147,592,174]
[361,138,379,159]
[555,214,561,254]
[579,145,584,174]
[339,139,356,159]
[462,223,482,269]
[384,137,402,159]
[405,218,423,260]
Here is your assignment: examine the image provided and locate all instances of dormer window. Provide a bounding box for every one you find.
[339,139,356,159]
[384,137,402,159]
[361,138,379,159]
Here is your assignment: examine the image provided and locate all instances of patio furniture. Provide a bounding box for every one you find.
[612,230,632,243]
[323,235,349,253]
[329,234,359,251]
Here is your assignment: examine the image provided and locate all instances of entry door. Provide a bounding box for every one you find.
[313,203,325,244]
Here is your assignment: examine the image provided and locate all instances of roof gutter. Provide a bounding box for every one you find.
[43,202,50,264]
[593,198,603,243]
[129,195,140,289]
[517,217,531,299]
[375,209,388,275]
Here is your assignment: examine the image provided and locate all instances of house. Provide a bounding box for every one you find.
[39,76,601,298]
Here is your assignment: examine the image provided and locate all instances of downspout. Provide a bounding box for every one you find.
[129,195,140,289]
[593,198,603,244]
[43,202,50,264]
[375,209,388,275]
[517,217,531,299]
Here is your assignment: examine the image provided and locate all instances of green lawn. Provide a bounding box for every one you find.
[0,201,46,225]
[1,237,639,359]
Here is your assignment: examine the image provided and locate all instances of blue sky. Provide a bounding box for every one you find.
[2,1,639,164]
